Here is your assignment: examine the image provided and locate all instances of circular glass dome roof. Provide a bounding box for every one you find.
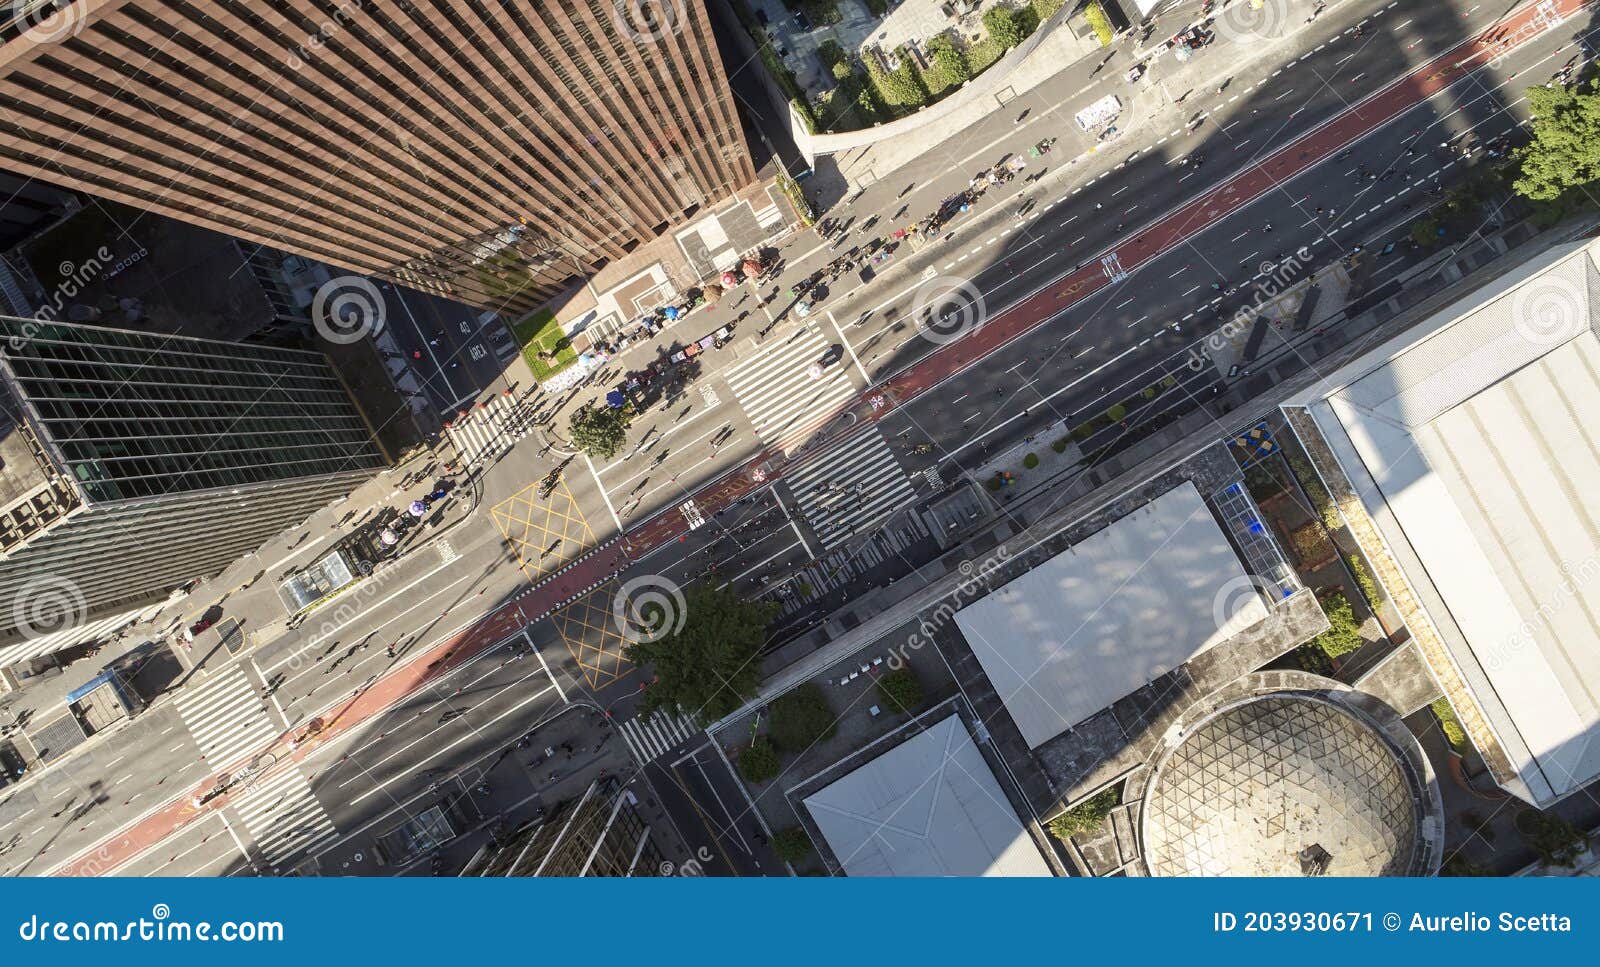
[1142,694,1425,877]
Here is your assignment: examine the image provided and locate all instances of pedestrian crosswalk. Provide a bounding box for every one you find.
[765,514,932,618]
[784,429,918,550]
[618,708,702,765]
[233,766,338,867]
[447,393,535,469]
[724,322,856,454]
[173,666,279,773]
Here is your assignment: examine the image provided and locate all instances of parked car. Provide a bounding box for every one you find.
[794,10,811,30]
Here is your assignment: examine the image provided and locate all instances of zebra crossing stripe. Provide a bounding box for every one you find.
[447,393,534,468]
[233,767,338,865]
[174,667,279,773]
[724,323,855,453]
[617,709,701,765]
[785,431,917,549]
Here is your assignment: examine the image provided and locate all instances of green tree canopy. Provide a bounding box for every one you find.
[983,6,1024,49]
[768,682,838,753]
[568,402,632,459]
[875,667,925,715]
[925,34,971,89]
[1513,83,1600,202]
[737,735,781,784]
[772,826,814,863]
[624,584,777,720]
[1309,591,1364,660]
[866,51,925,110]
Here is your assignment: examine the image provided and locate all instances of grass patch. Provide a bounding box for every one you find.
[966,36,1006,75]
[1345,552,1383,606]
[512,308,577,379]
[1308,591,1364,661]
[1288,521,1335,568]
[1083,1,1115,47]
[1431,698,1473,757]
[1288,453,1343,532]
[1048,786,1120,841]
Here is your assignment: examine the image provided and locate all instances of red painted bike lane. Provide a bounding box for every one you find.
[54,0,1586,877]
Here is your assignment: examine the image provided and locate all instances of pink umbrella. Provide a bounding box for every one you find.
[720,270,739,287]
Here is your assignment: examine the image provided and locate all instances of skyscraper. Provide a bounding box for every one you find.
[0,1,755,313]
[0,317,384,664]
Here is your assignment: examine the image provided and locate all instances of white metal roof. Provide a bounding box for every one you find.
[953,482,1267,748]
[802,714,1051,877]
[1292,238,1600,806]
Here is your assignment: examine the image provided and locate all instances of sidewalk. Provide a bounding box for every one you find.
[0,436,481,794]
[521,2,1374,442]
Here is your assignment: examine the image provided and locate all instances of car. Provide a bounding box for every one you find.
[755,8,768,26]
[794,10,811,30]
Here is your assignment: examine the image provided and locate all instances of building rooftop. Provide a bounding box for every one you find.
[952,481,1269,748]
[1287,238,1600,806]
[1142,693,1428,877]
[802,714,1052,877]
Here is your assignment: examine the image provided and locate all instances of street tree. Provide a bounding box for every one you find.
[625,584,778,721]
[926,34,970,88]
[983,6,1024,50]
[568,402,631,459]
[1513,83,1600,203]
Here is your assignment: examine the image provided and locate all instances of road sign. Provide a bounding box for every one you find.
[1101,252,1129,282]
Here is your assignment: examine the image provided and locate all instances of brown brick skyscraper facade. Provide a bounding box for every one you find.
[0,1,755,312]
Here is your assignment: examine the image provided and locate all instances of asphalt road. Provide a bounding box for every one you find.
[13,0,1591,877]
[569,0,1563,568]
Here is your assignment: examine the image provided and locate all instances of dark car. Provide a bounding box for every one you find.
[794,10,811,30]
[755,8,768,26]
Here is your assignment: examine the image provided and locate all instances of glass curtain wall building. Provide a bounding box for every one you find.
[0,317,383,660]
